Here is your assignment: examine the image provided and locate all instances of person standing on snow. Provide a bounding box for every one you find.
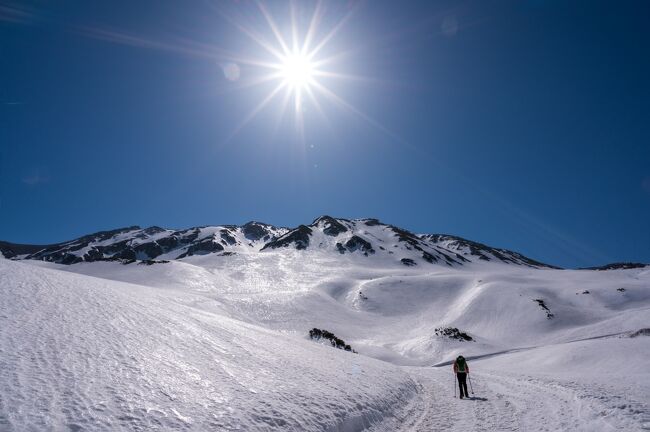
[453,355,470,399]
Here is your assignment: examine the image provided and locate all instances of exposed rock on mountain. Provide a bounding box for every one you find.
[309,328,356,353]
[580,262,648,271]
[262,225,312,250]
[422,234,558,269]
[313,216,348,236]
[362,218,381,226]
[342,235,375,255]
[0,241,50,259]
[533,299,554,319]
[242,221,277,242]
[177,238,225,259]
[434,327,473,342]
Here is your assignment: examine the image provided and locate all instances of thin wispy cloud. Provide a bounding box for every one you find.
[0,2,37,24]
[75,25,235,62]
[21,170,50,186]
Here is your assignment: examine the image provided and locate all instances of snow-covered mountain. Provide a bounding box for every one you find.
[0,216,557,268]
[1,217,649,431]
[0,221,285,263]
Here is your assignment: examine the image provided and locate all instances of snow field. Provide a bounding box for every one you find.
[3,247,649,431]
[0,259,415,431]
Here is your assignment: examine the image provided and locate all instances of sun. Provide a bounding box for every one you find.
[280,52,315,89]
[220,1,376,140]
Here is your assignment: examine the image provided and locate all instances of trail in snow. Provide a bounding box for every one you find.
[374,368,564,432]
[373,367,649,432]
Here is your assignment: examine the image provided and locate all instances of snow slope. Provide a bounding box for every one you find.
[1,219,649,431]
[0,259,415,431]
[42,249,649,365]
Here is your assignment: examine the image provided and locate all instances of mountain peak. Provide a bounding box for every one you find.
[311,216,349,236]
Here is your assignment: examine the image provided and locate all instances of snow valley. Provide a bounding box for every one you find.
[1,216,648,431]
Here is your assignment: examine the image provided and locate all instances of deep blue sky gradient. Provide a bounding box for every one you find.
[1,0,649,268]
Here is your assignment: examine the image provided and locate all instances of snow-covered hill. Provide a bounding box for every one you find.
[1,217,649,431]
[0,258,415,431]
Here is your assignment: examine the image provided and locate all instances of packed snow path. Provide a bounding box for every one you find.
[371,367,650,432]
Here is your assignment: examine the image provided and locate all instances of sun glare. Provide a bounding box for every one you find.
[280,53,315,89]
[220,1,372,140]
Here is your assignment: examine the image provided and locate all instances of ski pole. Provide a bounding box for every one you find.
[453,374,456,398]
[469,374,474,395]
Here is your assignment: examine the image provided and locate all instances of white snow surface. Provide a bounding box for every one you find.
[0,259,414,431]
[2,246,650,431]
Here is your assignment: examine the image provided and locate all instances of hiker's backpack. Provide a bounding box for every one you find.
[456,356,467,373]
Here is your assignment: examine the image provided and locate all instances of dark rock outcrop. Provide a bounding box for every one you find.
[390,226,422,248]
[309,328,356,353]
[533,299,554,319]
[177,238,224,258]
[262,225,312,250]
[141,226,166,236]
[138,259,170,265]
[114,248,137,261]
[313,216,348,236]
[581,262,648,271]
[133,242,164,260]
[421,251,437,263]
[335,235,375,256]
[629,328,650,338]
[0,241,49,259]
[434,327,473,342]
[83,248,104,262]
[344,236,375,255]
[423,234,558,269]
[156,236,180,251]
[242,221,273,241]
[221,230,238,245]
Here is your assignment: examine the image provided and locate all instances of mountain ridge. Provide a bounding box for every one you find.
[0,215,595,270]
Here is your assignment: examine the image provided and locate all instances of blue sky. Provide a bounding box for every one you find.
[1,0,649,268]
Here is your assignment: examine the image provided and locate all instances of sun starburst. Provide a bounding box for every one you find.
[77,1,400,146]
[221,1,359,140]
